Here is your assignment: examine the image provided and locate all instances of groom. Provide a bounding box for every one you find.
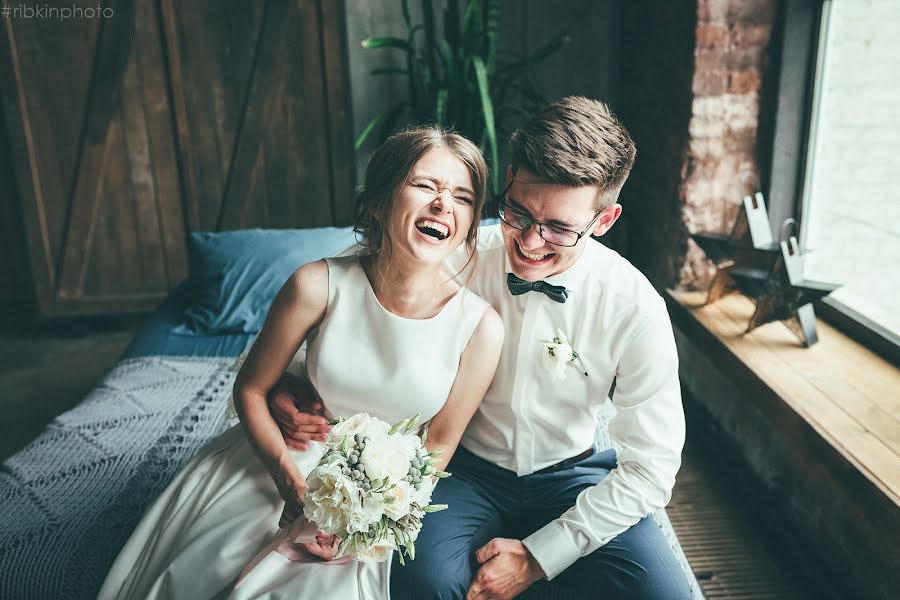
[271,96,691,599]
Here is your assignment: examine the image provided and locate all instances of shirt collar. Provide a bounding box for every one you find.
[503,240,597,293]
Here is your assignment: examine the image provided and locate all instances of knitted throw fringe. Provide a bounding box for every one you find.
[0,356,239,600]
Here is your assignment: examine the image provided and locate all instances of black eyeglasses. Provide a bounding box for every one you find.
[495,182,604,247]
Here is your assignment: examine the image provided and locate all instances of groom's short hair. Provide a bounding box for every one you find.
[509,96,636,208]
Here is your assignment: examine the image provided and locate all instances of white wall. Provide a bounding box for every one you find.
[802,0,900,335]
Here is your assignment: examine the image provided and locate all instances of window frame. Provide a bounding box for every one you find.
[762,0,899,367]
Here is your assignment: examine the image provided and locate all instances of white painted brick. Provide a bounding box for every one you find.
[804,0,900,334]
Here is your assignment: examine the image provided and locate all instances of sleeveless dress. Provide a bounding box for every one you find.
[98,255,490,600]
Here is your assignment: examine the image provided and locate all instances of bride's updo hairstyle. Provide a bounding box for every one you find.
[354,126,488,264]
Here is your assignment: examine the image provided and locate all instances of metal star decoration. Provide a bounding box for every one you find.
[729,236,840,346]
[690,192,782,304]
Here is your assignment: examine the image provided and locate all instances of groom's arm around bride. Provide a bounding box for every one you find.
[273,97,692,600]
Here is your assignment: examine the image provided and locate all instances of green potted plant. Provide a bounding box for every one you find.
[356,0,570,193]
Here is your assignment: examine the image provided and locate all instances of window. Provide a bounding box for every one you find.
[800,0,900,341]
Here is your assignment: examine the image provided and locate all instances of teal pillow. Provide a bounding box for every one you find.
[175,227,358,335]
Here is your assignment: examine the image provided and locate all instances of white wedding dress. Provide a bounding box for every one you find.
[98,256,490,600]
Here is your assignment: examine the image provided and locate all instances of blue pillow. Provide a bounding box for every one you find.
[175,227,359,335]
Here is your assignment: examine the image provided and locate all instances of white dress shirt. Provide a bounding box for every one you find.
[446,225,685,581]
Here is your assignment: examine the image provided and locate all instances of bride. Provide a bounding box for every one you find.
[98,128,504,599]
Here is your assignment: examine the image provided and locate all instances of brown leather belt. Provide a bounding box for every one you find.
[535,448,595,474]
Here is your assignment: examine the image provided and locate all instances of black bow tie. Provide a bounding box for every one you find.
[506,273,569,303]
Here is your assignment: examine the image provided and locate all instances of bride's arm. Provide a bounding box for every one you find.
[424,307,504,471]
[232,260,329,512]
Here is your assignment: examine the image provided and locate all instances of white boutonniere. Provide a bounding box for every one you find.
[541,329,588,380]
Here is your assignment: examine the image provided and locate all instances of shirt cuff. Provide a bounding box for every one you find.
[522,520,582,581]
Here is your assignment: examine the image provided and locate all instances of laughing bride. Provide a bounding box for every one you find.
[98,127,504,600]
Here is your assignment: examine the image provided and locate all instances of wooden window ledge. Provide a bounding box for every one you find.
[666,290,899,507]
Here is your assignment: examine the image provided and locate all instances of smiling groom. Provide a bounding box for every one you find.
[275,96,691,599]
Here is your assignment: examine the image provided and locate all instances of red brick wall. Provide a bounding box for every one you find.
[679,0,777,289]
[615,0,777,290]
[614,1,697,287]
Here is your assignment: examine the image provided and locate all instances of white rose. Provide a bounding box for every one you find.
[553,343,573,363]
[345,493,383,534]
[303,463,356,536]
[355,538,396,563]
[383,480,412,520]
[328,413,375,443]
[360,433,416,482]
[543,348,569,380]
[409,476,434,507]
[361,418,391,439]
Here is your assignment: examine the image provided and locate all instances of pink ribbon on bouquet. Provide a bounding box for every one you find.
[215,517,350,598]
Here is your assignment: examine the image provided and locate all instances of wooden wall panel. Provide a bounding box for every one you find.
[1,0,352,318]
[162,0,354,232]
[1,0,186,316]
[0,107,29,306]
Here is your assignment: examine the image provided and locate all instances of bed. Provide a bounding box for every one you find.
[0,226,704,599]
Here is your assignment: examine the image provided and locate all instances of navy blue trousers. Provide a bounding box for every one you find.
[390,447,691,600]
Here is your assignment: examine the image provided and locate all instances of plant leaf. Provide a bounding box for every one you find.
[370,67,409,76]
[484,0,501,68]
[361,36,412,51]
[388,419,408,435]
[401,0,412,28]
[354,113,385,150]
[496,33,571,75]
[472,56,499,193]
[405,413,421,433]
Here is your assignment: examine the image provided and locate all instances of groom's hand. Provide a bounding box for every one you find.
[268,373,331,450]
[466,538,545,600]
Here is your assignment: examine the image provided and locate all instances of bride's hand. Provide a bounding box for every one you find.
[275,476,307,529]
[302,531,342,561]
[278,496,304,529]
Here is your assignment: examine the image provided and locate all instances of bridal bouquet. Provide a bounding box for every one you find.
[302,412,449,564]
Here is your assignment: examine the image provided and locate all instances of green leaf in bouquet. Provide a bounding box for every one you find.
[419,425,428,443]
[434,470,451,478]
[388,419,408,435]
[423,503,449,512]
[404,413,421,433]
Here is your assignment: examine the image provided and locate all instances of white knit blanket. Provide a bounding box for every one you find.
[0,356,702,600]
[0,356,238,600]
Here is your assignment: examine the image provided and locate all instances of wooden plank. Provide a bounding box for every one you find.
[57,4,135,299]
[161,0,267,233]
[218,0,334,230]
[0,108,29,302]
[0,19,63,311]
[133,0,186,286]
[159,0,201,231]
[672,290,900,504]
[672,304,900,600]
[319,0,354,225]
[696,294,900,452]
[121,51,166,294]
[704,300,900,501]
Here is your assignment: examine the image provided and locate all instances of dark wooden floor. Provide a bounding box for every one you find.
[0,320,837,599]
